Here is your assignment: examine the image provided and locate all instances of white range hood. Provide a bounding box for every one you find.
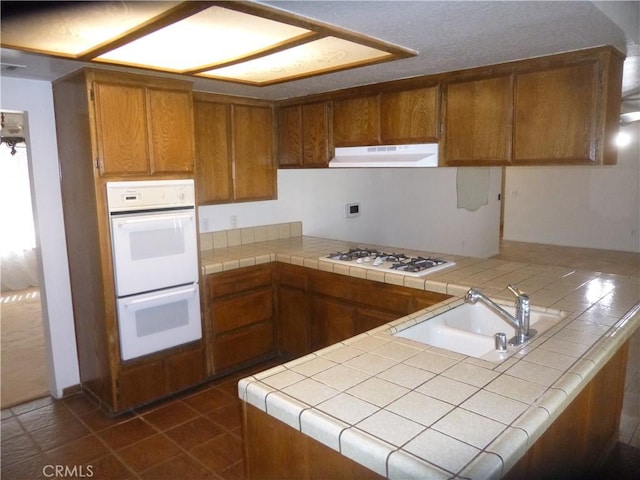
[329,143,439,168]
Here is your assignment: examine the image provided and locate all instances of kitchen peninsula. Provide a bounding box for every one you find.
[199,223,639,480]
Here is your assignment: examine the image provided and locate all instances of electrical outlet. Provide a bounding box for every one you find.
[230,215,238,228]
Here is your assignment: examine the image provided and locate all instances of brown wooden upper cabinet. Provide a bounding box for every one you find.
[277,102,332,167]
[193,99,232,203]
[194,92,276,204]
[441,75,513,165]
[513,61,601,164]
[233,104,276,201]
[332,87,439,147]
[380,87,439,144]
[441,47,623,166]
[92,73,194,176]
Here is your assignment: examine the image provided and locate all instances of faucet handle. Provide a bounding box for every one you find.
[507,284,528,299]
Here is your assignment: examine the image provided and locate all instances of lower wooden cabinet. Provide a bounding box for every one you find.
[164,346,207,393]
[243,341,630,480]
[504,341,629,479]
[117,343,205,410]
[356,307,399,334]
[276,263,451,356]
[244,402,384,480]
[310,296,357,351]
[278,287,311,357]
[214,322,275,372]
[207,264,276,374]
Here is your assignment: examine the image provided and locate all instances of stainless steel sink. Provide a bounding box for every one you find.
[394,302,565,362]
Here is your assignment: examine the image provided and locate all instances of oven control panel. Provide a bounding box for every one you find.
[106,179,195,213]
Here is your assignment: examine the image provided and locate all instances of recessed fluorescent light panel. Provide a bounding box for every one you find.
[202,36,394,85]
[1,1,416,86]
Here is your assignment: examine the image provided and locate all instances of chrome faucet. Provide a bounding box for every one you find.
[465,284,534,346]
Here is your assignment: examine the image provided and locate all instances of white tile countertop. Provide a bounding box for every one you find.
[200,226,640,479]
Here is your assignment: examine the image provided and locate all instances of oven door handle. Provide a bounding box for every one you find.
[116,213,194,227]
[123,285,197,307]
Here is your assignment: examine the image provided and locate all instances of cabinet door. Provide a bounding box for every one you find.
[356,307,398,335]
[118,360,165,409]
[277,105,303,167]
[310,297,356,350]
[302,102,332,167]
[277,102,331,168]
[333,95,380,146]
[147,88,194,174]
[442,75,513,165]
[380,87,438,143]
[514,62,599,164]
[194,100,233,203]
[164,346,206,394]
[93,82,149,175]
[278,287,310,356]
[214,322,275,372]
[233,104,276,200]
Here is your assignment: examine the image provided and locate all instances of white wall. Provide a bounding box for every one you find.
[1,77,80,397]
[199,167,503,258]
[503,122,640,253]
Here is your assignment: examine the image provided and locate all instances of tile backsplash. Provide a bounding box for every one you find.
[199,221,302,251]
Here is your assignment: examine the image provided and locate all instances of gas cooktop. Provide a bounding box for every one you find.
[320,248,455,277]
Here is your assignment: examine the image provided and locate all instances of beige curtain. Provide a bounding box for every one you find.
[0,138,39,292]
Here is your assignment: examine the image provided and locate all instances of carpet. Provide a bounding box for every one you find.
[1,288,49,409]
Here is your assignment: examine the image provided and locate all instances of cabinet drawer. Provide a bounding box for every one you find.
[211,289,273,334]
[208,264,273,297]
[214,322,275,371]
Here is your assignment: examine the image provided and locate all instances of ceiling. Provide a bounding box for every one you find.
[1,1,639,107]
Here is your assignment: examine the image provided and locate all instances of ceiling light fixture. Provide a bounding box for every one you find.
[0,112,25,156]
[1,1,417,86]
[615,131,632,148]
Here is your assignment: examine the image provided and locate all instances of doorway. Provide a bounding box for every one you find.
[0,110,49,408]
[500,166,506,238]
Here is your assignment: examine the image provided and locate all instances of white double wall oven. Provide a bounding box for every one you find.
[107,180,201,361]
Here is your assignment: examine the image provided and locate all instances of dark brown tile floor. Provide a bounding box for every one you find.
[1,361,276,480]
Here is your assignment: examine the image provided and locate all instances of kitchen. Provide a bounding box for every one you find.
[1,1,639,479]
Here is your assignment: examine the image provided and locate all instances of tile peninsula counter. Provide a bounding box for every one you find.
[199,226,639,479]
